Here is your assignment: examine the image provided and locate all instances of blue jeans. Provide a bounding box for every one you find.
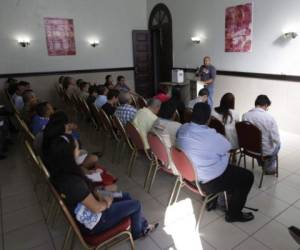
[206,85,214,108]
[83,192,148,239]
[263,144,280,171]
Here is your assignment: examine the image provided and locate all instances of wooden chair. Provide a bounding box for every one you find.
[236,121,279,188]
[47,181,135,250]
[146,132,177,193]
[125,122,154,189]
[170,147,227,230]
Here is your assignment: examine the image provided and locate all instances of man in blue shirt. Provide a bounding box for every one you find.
[196,56,216,107]
[176,102,254,223]
[94,85,108,109]
[31,102,54,135]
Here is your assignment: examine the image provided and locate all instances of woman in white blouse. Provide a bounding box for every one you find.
[212,93,239,149]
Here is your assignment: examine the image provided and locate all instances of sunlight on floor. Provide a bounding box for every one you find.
[163,198,205,250]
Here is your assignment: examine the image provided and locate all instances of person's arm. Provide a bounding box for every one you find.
[216,134,231,154]
[81,193,113,214]
[270,118,280,145]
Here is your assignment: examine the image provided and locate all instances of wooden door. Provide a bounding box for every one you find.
[132,30,154,98]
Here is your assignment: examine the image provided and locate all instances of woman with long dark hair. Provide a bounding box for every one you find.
[44,134,158,239]
[212,93,239,149]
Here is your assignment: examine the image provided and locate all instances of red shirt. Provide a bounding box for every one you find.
[154,93,170,103]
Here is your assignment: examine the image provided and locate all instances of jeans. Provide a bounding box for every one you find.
[262,144,280,171]
[82,192,148,239]
[206,85,214,108]
[200,165,254,217]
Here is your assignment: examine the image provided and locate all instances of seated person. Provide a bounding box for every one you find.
[102,89,119,117]
[30,102,54,135]
[78,81,90,100]
[63,76,80,98]
[104,75,115,90]
[170,88,185,123]
[151,99,181,146]
[242,95,280,175]
[188,88,209,109]
[12,81,29,111]
[76,79,84,87]
[114,75,131,92]
[20,90,38,125]
[6,78,19,96]
[114,92,137,125]
[44,134,158,239]
[153,85,171,103]
[86,85,98,107]
[212,93,239,149]
[133,98,161,149]
[176,103,254,223]
[94,85,108,109]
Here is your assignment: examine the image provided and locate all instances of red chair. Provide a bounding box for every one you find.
[236,121,279,188]
[125,122,154,189]
[170,147,227,230]
[48,181,134,250]
[146,132,177,193]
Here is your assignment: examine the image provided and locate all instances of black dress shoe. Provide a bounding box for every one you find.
[288,226,300,245]
[225,212,254,223]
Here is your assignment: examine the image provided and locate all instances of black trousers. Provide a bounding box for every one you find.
[200,165,254,217]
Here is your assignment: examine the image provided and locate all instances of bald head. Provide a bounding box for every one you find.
[148,98,161,114]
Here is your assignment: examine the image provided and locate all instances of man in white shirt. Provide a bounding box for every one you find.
[188,88,209,109]
[242,95,280,175]
[133,98,161,149]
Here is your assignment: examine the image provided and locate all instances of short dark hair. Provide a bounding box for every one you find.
[88,85,97,95]
[62,76,72,90]
[58,76,65,84]
[107,89,119,100]
[96,85,107,95]
[79,81,89,90]
[192,102,211,125]
[255,95,271,107]
[198,88,209,97]
[158,100,177,119]
[117,75,125,82]
[105,75,112,81]
[76,79,84,87]
[18,81,30,87]
[36,102,49,117]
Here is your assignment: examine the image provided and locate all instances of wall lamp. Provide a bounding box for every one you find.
[17,38,30,47]
[89,39,99,48]
[283,32,298,39]
[191,36,201,44]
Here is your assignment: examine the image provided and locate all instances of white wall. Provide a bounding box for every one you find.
[147,0,300,75]
[0,0,147,74]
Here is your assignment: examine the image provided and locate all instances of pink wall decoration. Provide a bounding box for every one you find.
[225,3,253,52]
[44,17,76,56]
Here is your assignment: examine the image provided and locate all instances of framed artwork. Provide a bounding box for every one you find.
[225,3,253,52]
[44,17,76,56]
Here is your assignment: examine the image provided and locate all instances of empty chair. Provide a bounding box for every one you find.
[236,121,279,188]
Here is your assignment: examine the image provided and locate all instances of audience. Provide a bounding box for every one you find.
[170,88,185,123]
[101,89,119,117]
[133,98,161,149]
[151,99,181,146]
[78,81,90,100]
[63,76,79,98]
[114,75,131,92]
[12,81,29,111]
[104,75,114,90]
[114,91,137,125]
[30,102,54,135]
[153,85,171,103]
[20,90,38,125]
[188,88,209,109]
[176,103,254,223]
[94,85,108,109]
[242,95,280,175]
[86,85,98,107]
[212,93,239,149]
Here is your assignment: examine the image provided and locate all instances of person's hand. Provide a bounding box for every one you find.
[95,168,103,174]
[103,196,113,208]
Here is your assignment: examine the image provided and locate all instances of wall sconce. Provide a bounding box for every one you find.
[17,38,30,47]
[89,40,99,48]
[191,36,201,44]
[283,32,298,39]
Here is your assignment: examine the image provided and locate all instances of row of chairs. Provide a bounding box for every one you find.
[3,88,136,250]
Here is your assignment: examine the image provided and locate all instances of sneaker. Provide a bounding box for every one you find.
[225,212,254,223]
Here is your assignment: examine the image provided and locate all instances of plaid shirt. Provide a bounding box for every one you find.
[114,104,137,125]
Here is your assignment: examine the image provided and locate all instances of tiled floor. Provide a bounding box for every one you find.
[1,119,300,249]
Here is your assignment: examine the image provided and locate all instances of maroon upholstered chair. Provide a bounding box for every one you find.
[170,147,227,230]
[146,132,176,193]
[236,121,279,188]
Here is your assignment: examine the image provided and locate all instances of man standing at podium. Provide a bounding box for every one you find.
[196,56,216,107]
